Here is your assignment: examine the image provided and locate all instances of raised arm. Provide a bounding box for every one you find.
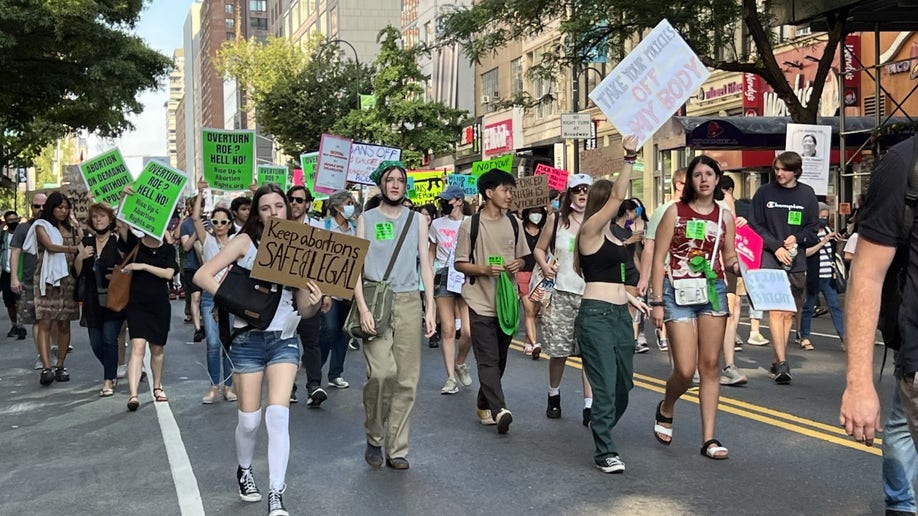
[192,180,209,244]
[579,135,639,242]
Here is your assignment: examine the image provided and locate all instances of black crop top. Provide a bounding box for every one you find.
[579,235,632,284]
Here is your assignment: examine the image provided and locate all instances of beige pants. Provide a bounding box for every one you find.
[362,292,422,459]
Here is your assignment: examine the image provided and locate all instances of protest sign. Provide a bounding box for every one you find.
[314,134,352,195]
[741,263,797,312]
[588,19,710,148]
[446,250,464,294]
[735,225,764,270]
[347,143,401,185]
[78,149,134,208]
[62,183,92,220]
[251,217,370,299]
[786,123,832,195]
[407,171,445,205]
[447,174,478,197]
[257,165,288,189]
[511,174,549,211]
[118,160,187,239]
[299,152,317,189]
[534,164,570,191]
[471,155,514,176]
[202,129,254,191]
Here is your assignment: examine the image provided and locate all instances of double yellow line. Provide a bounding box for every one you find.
[509,340,882,456]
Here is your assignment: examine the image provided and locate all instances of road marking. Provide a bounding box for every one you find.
[509,341,882,456]
[144,352,206,515]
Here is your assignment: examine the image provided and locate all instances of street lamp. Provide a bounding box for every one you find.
[570,65,605,174]
[317,38,367,110]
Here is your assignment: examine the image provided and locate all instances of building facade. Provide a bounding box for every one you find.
[276,0,401,62]
[166,48,185,169]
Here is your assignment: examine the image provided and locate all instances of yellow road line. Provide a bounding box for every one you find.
[509,340,882,455]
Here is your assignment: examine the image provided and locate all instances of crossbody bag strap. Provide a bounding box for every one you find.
[382,211,415,282]
[709,203,723,269]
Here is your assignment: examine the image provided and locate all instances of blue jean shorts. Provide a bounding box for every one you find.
[663,277,729,323]
[229,330,301,374]
[434,267,460,299]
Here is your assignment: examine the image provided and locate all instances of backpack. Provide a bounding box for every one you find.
[468,211,520,285]
[878,134,918,352]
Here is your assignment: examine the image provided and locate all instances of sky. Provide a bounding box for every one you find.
[90,0,196,171]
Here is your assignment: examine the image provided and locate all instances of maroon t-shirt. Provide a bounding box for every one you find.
[668,202,726,280]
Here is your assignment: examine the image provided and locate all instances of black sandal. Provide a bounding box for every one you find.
[127,396,140,412]
[700,439,729,460]
[653,401,673,446]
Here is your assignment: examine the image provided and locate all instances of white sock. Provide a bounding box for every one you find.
[583,398,593,409]
[265,405,290,492]
[235,409,262,468]
[548,386,560,396]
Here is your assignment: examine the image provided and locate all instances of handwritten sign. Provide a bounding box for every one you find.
[251,217,370,299]
[79,149,134,207]
[534,164,570,192]
[447,174,478,197]
[257,165,288,189]
[446,249,464,294]
[407,171,445,205]
[202,129,254,191]
[118,160,187,239]
[735,225,764,269]
[472,155,514,176]
[511,174,549,211]
[588,19,710,148]
[62,183,92,221]
[314,134,352,195]
[347,142,401,185]
[741,263,797,312]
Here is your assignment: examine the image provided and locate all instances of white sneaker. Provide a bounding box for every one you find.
[720,365,748,386]
[747,332,770,346]
[456,363,473,387]
[327,377,350,389]
[116,365,127,379]
[441,377,459,395]
[637,333,648,346]
[34,359,43,370]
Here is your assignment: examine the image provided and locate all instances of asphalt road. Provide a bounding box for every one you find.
[0,299,900,516]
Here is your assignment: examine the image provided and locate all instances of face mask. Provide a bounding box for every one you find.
[570,203,585,214]
[551,200,560,211]
[342,205,355,219]
[94,227,110,235]
[819,218,829,227]
[382,195,405,207]
[6,222,17,231]
[528,213,543,225]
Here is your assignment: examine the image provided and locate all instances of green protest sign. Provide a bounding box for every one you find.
[202,129,254,191]
[119,160,187,239]
[257,164,288,189]
[299,152,326,199]
[471,155,513,177]
[78,149,134,207]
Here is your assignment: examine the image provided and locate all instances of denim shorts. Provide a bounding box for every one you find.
[228,330,301,373]
[663,277,729,323]
[434,268,460,299]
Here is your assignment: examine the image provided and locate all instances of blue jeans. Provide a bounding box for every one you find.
[800,277,845,340]
[201,292,233,387]
[321,298,351,380]
[88,316,125,381]
[884,383,918,512]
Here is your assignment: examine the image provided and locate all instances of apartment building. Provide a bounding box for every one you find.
[165,49,185,169]
[275,0,400,62]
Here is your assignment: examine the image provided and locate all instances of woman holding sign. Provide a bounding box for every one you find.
[194,184,323,516]
[649,155,740,460]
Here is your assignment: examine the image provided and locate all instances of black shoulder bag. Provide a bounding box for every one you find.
[215,263,283,351]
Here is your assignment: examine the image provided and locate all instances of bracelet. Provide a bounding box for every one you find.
[649,295,663,301]
[623,156,637,165]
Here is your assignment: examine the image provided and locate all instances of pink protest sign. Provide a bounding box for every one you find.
[292,168,303,186]
[735,225,763,269]
[534,164,570,191]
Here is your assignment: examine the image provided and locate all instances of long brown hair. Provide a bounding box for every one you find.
[242,184,289,244]
[573,179,613,277]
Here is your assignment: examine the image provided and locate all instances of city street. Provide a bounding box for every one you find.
[0,300,894,515]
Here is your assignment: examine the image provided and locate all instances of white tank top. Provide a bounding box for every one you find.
[233,242,295,331]
[553,222,585,295]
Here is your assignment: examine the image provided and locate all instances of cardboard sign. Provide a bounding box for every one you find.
[741,263,797,312]
[735,225,764,270]
[62,183,92,221]
[257,165,288,189]
[511,174,549,211]
[534,163,570,192]
[250,217,370,299]
[314,134,352,195]
[447,174,478,197]
[118,160,187,239]
[407,171,445,205]
[786,123,832,195]
[588,19,710,147]
[78,149,134,207]
[202,129,255,191]
[347,143,401,186]
[471,155,514,177]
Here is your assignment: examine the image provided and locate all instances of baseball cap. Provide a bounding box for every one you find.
[568,173,593,189]
[439,184,465,200]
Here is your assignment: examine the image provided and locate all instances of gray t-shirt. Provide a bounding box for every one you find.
[179,217,200,270]
[10,220,36,281]
[361,207,419,293]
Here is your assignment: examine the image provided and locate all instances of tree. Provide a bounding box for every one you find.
[217,36,311,105]
[438,0,850,124]
[0,0,171,169]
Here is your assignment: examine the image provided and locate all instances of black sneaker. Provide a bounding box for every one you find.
[771,361,792,384]
[582,407,592,427]
[428,332,440,348]
[236,465,262,502]
[289,385,298,404]
[546,393,561,419]
[6,326,17,338]
[364,442,383,468]
[17,326,26,339]
[306,386,327,408]
[267,485,288,516]
[39,368,55,386]
[54,367,70,382]
[595,455,625,474]
[495,408,513,434]
[348,338,360,351]
[193,328,205,342]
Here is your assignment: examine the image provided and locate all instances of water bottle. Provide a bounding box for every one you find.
[529,277,555,302]
[782,244,798,271]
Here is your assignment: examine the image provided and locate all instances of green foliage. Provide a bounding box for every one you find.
[217,36,311,105]
[0,0,171,169]
[438,0,850,123]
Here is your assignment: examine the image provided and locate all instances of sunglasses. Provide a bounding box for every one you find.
[569,186,589,194]
[32,204,44,209]
[212,220,231,226]
[288,197,307,204]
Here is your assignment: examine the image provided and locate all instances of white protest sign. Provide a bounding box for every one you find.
[347,143,401,185]
[588,19,710,147]
[446,249,465,294]
[786,123,832,196]
[314,134,352,195]
[741,263,797,312]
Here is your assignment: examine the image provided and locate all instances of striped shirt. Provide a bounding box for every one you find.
[817,227,834,278]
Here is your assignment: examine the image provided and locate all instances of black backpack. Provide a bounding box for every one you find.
[468,211,520,285]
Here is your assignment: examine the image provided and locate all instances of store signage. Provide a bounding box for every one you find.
[483,119,513,155]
